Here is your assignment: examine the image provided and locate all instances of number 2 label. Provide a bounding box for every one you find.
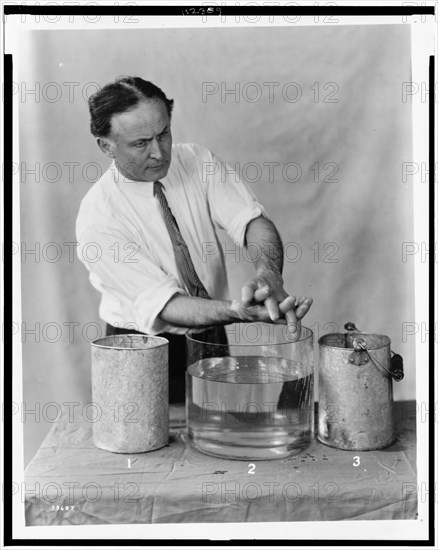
[248,463,256,474]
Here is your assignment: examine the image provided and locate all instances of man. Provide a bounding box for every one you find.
[76,76,313,402]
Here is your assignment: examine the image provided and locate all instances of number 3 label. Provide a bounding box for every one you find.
[353,456,360,467]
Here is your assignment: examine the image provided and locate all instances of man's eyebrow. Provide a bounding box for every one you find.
[130,125,169,143]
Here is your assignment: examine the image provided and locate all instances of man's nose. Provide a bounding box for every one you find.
[149,138,164,161]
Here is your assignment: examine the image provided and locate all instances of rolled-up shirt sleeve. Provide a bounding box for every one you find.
[77,224,186,335]
[203,148,267,247]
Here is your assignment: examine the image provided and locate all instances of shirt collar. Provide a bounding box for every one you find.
[111,161,156,197]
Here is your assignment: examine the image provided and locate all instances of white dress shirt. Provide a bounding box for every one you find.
[76,143,266,335]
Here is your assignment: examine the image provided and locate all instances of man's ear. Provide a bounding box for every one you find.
[97,137,116,158]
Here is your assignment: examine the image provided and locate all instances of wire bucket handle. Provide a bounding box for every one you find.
[344,322,404,382]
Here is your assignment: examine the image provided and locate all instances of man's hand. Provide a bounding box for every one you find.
[230,284,296,325]
[240,267,313,340]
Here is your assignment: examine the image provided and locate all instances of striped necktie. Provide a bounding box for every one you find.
[154,181,211,299]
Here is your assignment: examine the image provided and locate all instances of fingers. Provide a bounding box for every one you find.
[240,281,313,330]
[280,295,312,341]
[279,296,299,339]
[256,287,280,321]
[253,285,270,302]
[242,277,281,321]
[285,307,299,331]
[264,295,280,321]
[295,296,313,320]
[241,280,259,305]
[278,295,295,315]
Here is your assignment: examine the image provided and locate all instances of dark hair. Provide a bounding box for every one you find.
[88,76,174,138]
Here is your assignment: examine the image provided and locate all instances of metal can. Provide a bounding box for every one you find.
[91,334,169,453]
[318,327,402,451]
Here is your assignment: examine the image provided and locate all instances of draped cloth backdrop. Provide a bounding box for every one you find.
[17,25,414,465]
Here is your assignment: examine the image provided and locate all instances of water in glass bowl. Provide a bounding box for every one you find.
[186,355,313,460]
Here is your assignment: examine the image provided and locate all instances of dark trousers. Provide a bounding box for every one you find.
[105,324,228,403]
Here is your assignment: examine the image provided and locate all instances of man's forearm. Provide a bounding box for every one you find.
[159,295,236,328]
[245,216,283,274]
[158,288,290,329]
[159,218,287,329]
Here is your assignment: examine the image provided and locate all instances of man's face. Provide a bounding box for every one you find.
[101,98,172,182]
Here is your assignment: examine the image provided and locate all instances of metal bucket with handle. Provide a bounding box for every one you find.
[317,322,404,451]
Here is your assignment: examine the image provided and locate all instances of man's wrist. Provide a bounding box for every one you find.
[256,265,283,279]
[224,300,243,323]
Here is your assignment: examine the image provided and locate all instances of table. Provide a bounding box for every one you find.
[24,402,417,525]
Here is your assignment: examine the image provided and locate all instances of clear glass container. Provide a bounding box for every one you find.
[186,323,314,460]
